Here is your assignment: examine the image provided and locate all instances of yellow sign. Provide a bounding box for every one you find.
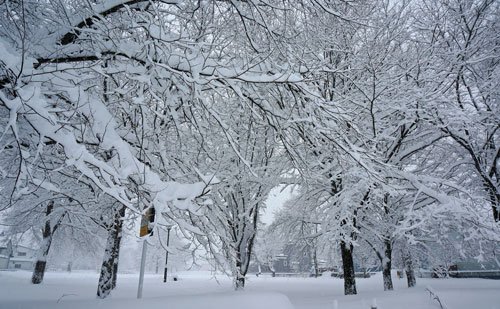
[139,207,155,237]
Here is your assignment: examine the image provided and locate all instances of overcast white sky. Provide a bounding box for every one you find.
[261,185,296,225]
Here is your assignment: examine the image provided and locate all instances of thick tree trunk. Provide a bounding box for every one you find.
[31,201,55,284]
[111,206,125,290]
[312,246,320,277]
[403,247,416,288]
[234,255,246,290]
[235,275,245,290]
[405,266,416,287]
[31,241,51,284]
[487,188,499,222]
[233,226,256,291]
[340,241,357,295]
[96,229,115,298]
[97,206,125,298]
[382,240,393,291]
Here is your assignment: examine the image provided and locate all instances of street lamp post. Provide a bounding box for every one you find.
[163,225,172,283]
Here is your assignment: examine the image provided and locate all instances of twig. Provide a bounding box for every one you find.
[56,293,78,303]
[426,286,448,309]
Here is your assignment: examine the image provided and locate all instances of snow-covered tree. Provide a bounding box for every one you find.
[413,0,500,223]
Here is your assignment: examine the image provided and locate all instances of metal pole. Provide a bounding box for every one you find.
[137,239,148,299]
[163,227,171,283]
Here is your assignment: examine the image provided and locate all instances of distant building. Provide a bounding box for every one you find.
[447,259,500,279]
[250,243,328,275]
[0,239,36,271]
[273,254,290,272]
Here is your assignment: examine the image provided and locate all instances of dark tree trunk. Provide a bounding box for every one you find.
[312,246,320,277]
[405,266,416,287]
[403,247,416,288]
[235,276,245,290]
[97,205,125,298]
[31,256,49,284]
[493,202,499,222]
[96,231,114,298]
[111,206,125,289]
[31,201,55,284]
[232,202,259,291]
[234,255,246,290]
[340,240,357,295]
[488,188,499,222]
[382,239,393,291]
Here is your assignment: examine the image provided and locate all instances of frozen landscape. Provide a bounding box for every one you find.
[1,270,499,309]
[1,1,500,309]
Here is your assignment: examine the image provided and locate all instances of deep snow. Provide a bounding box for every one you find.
[0,270,498,309]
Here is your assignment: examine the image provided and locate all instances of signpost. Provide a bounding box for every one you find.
[137,207,155,299]
[163,224,173,283]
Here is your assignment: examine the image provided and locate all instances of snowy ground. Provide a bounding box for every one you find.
[0,270,499,309]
